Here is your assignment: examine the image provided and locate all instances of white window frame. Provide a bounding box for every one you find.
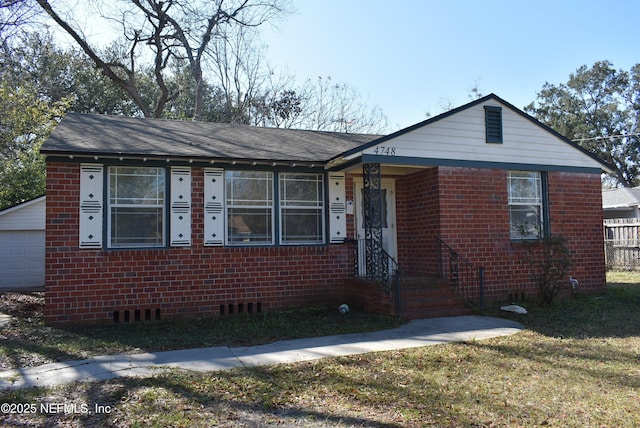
[107,166,166,248]
[508,170,544,240]
[279,173,325,245]
[225,170,274,245]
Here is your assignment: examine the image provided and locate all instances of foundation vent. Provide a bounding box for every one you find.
[220,302,262,316]
[113,308,161,323]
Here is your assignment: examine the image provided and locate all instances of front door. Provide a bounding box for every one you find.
[354,178,397,276]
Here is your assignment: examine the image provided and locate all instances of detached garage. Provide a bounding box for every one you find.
[0,196,46,289]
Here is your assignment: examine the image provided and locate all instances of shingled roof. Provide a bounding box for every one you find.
[40,113,381,163]
[602,186,640,209]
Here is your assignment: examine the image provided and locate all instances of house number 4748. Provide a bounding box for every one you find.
[372,146,396,156]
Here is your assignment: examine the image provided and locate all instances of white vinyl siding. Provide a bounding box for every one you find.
[204,168,225,246]
[508,171,543,239]
[0,196,45,230]
[79,164,104,248]
[328,172,346,243]
[0,231,44,288]
[170,167,191,246]
[362,100,604,170]
[0,197,46,288]
[280,173,324,244]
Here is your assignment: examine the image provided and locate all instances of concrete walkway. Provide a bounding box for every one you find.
[0,315,523,390]
[0,313,11,327]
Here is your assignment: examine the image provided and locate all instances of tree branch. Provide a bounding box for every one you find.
[35,0,152,117]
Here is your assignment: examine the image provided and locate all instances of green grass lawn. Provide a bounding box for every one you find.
[1,274,640,427]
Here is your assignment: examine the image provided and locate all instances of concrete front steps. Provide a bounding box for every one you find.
[397,276,474,320]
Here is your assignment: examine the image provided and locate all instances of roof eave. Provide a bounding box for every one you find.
[41,150,330,169]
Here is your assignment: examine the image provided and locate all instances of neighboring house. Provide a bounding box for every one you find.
[602,186,640,219]
[40,94,611,325]
[0,196,46,289]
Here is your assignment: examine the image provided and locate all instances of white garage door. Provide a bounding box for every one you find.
[0,230,45,288]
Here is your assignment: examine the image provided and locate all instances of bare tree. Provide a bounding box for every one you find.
[35,0,289,119]
[299,76,388,134]
[20,1,387,134]
[207,24,264,123]
[204,23,306,128]
[0,0,41,40]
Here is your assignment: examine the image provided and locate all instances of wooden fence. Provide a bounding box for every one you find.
[604,218,640,270]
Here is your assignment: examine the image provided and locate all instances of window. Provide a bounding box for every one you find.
[108,166,165,248]
[86,166,333,249]
[508,171,544,239]
[280,173,324,244]
[226,171,274,244]
[485,106,503,143]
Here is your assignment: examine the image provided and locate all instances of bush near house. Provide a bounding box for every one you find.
[520,234,573,305]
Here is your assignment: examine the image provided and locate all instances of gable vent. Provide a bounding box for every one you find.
[484,106,503,144]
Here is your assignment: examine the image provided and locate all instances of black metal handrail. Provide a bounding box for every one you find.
[350,239,401,294]
[379,245,401,297]
[437,238,484,307]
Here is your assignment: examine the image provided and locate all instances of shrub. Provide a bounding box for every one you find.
[521,234,573,305]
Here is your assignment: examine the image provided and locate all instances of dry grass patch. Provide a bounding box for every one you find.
[0,295,401,371]
[2,275,639,426]
[4,326,638,427]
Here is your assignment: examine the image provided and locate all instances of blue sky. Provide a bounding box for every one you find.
[260,0,640,130]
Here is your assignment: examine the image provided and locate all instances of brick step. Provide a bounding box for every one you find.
[344,275,474,319]
[401,287,461,300]
[397,276,473,319]
[400,276,450,289]
[402,297,467,310]
[401,305,474,320]
[400,295,470,306]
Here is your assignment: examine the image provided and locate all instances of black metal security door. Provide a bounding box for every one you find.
[362,163,388,281]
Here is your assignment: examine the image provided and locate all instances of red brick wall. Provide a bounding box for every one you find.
[343,278,394,315]
[546,171,606,293]
[396,168,441,276]
[45,162,606,324]
[45,162,351,325]
[435,167,605,300]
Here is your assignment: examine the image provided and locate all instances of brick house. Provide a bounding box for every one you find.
[41,94,610,325]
